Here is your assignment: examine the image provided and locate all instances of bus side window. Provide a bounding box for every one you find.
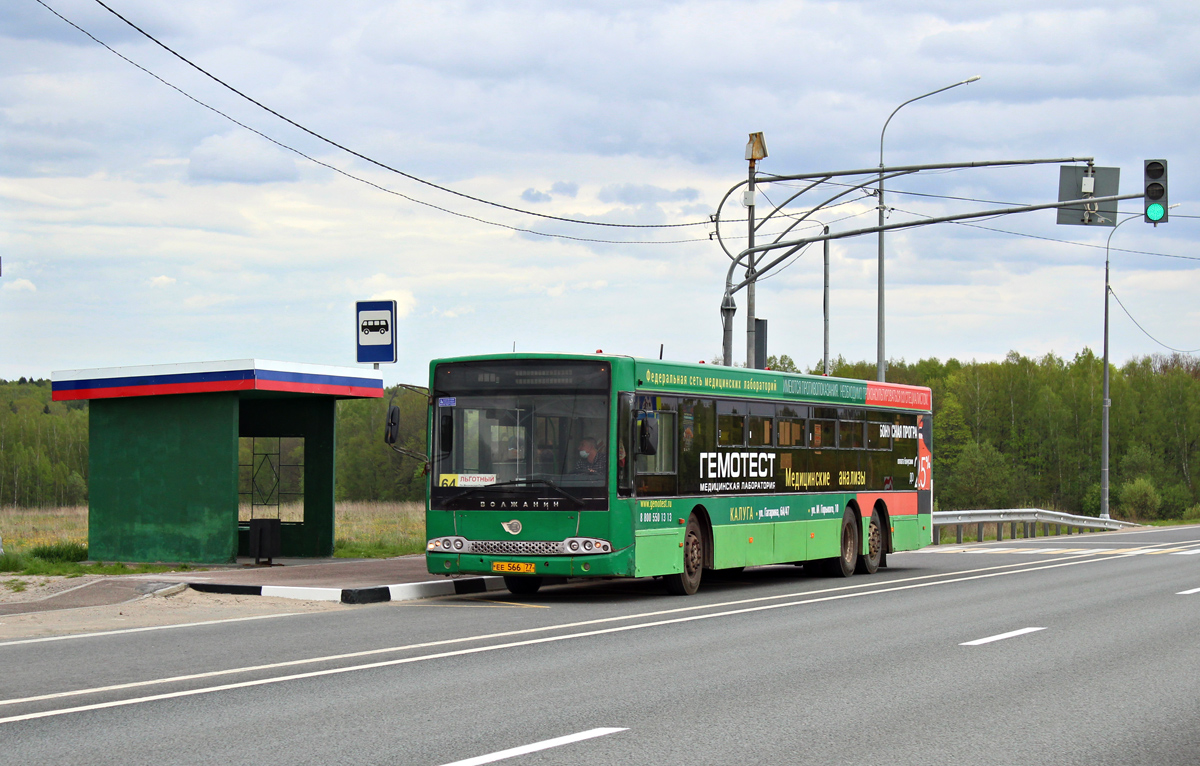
[867,417,892,450]
[717,401,745,446]
[809,407,837,449]
[747,402,774,447]
[617,393,633,496]
[838,408,865,450]
[776,405,807,449]
[636,400,678,497]
[636,411,677,474]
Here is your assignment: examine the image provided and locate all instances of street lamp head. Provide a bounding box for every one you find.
[745,132,768,161]
[963,75,982,84]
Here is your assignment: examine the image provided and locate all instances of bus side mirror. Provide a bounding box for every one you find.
[439,414,454,454]
[384,405,401,444]
[637,414,658,456]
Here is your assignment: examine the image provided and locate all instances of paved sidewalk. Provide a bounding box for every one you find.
[0,578,182,616]
[0,556,501,616]
[168,555,503,604]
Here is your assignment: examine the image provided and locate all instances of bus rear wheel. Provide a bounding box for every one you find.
[856,514,883,575]
[503,576,543,596]
[814,508,860,578]
[665,514,704,595]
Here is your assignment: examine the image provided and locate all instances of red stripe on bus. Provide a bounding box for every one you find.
[855,492,918,517]
[864,381,932,410]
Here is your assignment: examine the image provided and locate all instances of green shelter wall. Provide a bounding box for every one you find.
[89,393,239,564]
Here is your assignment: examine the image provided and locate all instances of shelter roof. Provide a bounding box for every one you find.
[51,359,384,401]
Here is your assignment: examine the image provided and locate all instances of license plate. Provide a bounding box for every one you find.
[491,561,536,574]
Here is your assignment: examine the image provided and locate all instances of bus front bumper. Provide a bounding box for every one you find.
[427,545,634,578]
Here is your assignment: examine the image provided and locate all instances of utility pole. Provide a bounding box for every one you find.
[745,132,767,368]
[823,225,830,375]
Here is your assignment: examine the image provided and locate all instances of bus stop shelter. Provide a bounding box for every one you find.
[51,360,384,564]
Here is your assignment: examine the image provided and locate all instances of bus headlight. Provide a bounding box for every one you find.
[563,537,612,555]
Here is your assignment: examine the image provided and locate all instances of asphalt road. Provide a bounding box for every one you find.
[3,525,1199,765]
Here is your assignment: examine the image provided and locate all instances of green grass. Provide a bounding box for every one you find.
[28,541,88,563]
[333,537,420,559]
[3,578,26,593]
[0,546,192,576]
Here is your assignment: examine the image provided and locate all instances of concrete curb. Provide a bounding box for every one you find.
[188,576,507,604]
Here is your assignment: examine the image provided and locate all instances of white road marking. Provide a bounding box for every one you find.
[1177,587,1200,595]
[0,551,1174,725]
[0,613,298,648]
[960,627,1046,646]
[438,728,627,766]
[0,554,1104,710]
[1172,550,1200,555]
[3,536,1196,723]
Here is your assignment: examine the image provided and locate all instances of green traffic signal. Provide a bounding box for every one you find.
[1144,160,1168,224]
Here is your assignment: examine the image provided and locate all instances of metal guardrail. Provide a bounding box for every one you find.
[931,508,1140,545]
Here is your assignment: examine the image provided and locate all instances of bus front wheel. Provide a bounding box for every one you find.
[665,514,704,595]
[503,576,543,596]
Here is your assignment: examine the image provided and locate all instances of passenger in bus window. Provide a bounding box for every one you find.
[573,437,606,474]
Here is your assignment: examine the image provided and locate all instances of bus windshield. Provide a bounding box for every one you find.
[429,360,612,510]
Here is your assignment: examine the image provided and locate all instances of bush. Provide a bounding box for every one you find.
[1118,477,1162,520]
[1159,483,1194,520]
[943,441,1014,510]
[0,551,27,572]
[1081,483,1101,517]
[1183,504,1200,521]
[28,541,88,563]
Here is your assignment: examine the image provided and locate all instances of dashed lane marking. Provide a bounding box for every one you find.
[960,627,1046,646]
[438,728,627,766]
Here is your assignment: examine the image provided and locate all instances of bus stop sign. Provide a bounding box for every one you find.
[356,300,397,364]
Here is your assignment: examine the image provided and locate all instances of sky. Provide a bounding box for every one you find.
[3,0,1199,385]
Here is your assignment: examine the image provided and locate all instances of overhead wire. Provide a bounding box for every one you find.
[33,0,710,246]
[887,206,1200,262]
[89,0,711,230]
[1108,288,1200,353]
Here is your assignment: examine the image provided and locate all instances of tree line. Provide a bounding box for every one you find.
[768,350,1200,519]
[0,379,89,508]
[4,350,1200,519]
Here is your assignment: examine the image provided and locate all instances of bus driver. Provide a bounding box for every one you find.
[573,437,605,475]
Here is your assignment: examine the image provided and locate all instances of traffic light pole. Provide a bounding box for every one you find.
[714,156,1097,367]
[719,191,1143,365]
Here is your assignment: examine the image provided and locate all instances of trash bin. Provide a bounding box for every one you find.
[248,518,282,565]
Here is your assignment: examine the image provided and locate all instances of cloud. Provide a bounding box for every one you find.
[183,294,234,309]
[521,188,552,203]
[357,274,418,318]
[597,184,700,205]
[149,275,176,287]
[2,278,36,292]
[550,181,579,197]
[188,133,298,184]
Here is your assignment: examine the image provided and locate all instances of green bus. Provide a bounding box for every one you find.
[423,353,933,595]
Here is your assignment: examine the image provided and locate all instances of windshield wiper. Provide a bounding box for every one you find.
[446,478,584,507]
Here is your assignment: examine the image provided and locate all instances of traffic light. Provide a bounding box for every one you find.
[1144,160,1168,224]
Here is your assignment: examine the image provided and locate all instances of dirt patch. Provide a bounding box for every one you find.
[0,586,349,641]
[0,574,105,603]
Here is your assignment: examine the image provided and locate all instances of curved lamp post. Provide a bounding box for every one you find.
[1100,205,1178,518]
[876,75,980,381]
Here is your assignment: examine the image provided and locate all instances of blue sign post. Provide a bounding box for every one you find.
[356,300,397,364]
